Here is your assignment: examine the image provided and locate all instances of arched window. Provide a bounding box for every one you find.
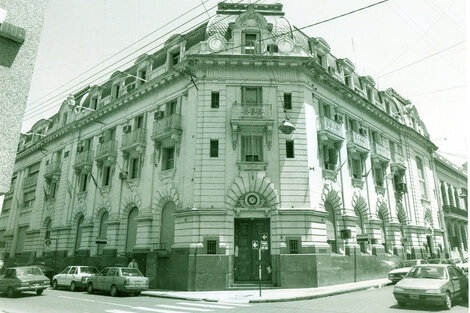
[160,202,176,250]
[74,216,84,253]
[45,220,51,240]
[354,207,364,236]
[97,212,108,255]
[325,202,337,253]
[125,207,138,253]
[378,212,388,252]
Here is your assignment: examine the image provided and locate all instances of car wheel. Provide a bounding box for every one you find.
[444,291,452,310]
[7,287,16,298]
[52,280,58,290]
[70,281,76,292]
[87,282,94,294]
[110,285,118,297]
[36,289,44,296]
[397,300,406,307]
[134,291,141,296]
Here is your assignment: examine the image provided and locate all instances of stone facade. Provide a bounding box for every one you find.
[0,3,457,290]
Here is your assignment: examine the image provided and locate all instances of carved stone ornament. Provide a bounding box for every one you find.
[276,37,294,54]
[238,192,265,209]
[207,34,226,52]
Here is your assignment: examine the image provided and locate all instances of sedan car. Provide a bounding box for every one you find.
[87,267,148,296]
[31,263,57,285]
[0,266,50,297]
[52,265,98,291]
[393,264,468,310]
[388,259,428,284]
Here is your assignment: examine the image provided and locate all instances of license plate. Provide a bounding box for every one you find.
[410,294,419,300]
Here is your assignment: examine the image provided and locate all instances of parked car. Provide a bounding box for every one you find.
[427,258,468,274]
[388,259,428,284]
[0,266,50,297]
[393,264,468,310]
[86,267,149,296]
[31,263,57,285]
[52,266,98,291]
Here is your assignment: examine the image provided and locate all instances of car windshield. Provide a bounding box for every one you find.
[120,268,143,277]
[406,266,446,280]
[16,267,43,276]
[81,267,98,274]
[399,261,418,268]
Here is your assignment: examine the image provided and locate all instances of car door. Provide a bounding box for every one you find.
[58,267,71,286]
[448,266,461,298]
[66,267,78,286]
[0,269,13,292]
[103,268,117,291]
[97,268,110,291]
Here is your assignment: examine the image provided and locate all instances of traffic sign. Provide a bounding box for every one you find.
[44,239,52,246]
[252,240,259,249]
[260,233,268,241]
[260,240,269,250]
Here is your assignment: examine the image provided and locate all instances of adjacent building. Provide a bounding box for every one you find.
[0,3,460,290]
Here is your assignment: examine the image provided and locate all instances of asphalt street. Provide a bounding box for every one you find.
[0,286,467,313]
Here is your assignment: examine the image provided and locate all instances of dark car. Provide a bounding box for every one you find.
[0,266,50,297]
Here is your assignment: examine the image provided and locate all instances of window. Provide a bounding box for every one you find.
[242,86,262,106]
[162,147,175,170]
[24,191,35,208]
[378,212,388,251]
[351,157,363,179]
[49,181,57,199]
[102,166,111,186]
[243,33,258,54]
[112,84,120,100]
[323,144,338,170]
[91,97,98,110]
[166,100,177,116]
[172,52,180,65]
[125,207,138,253]
[75,216,84,253]
[289,239,299,254]
[286,140,294,158]
[316,54,323,66]
[129,157,140,179]
[210,140,219,158]
[241,136,263,162]
[206,240,217,254]
[211,92,220,108]
[2,198,12,213]
[325,202,337,253]
[138,69,147,84]
[416,157,427,199]
[79,173,88,192]
[283,93,292,110]
[344,74,351,87]
[322,102,331,119]
[135,115,144,129]
[373,165,385,187]
[454,188,460,208]
[69,267,78,275]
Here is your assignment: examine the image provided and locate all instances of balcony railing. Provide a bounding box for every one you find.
[443,204,467,217]
[373,143,390,161]
[23,174,38,188]
[347,131,369,152]
[232,103,272,120]
[152,114,182,140]
[44,162,61,178]
[121,128,146,151]
[318,116,344,141]
[75,149,94,168]
[96,140,118,161]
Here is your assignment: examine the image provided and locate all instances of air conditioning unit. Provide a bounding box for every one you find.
[119,171,128,179]
[123,125,131,133]
[267,44,278,53]
[334,114,343,124]
[154,111,164,120]
[395,182,408,193]
[98,136,104,143]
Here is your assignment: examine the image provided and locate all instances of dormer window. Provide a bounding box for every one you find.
[171,51,179,66]
[138,69,147,83]
[90,97,98,110]
[112,84,120,100]
[243,33,259,54]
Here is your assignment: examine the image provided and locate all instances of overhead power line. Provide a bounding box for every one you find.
[412,84,466,97]
[376,40,465,78]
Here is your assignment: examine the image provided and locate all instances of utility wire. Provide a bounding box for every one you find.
[26,0,214,110]
[412,84,466,97]
[376,40,465,78]
[23,0,258,122]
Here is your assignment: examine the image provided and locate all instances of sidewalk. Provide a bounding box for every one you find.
[142,278,391,303]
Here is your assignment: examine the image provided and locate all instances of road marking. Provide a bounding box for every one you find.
[217,303,250,307]
[177,302,234,309]
[132,307,185,313]
[105,310,137,313]
[156,304,212,312]
[59,295,130,308]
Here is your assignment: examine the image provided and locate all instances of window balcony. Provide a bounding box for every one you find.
[23,174,38,189]
[443,204,467,218]
[44,162,61,180]
[391,152,406,170]
[74,149,94,172]
[372,143,390,163]
[96,140,118,165]
[318,116,344,142]
[151,114,182,143]
[231,103,273,122]
[121,128,147,153]
[347,131,370,153]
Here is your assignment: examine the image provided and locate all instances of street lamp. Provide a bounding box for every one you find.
[278,109,295,135]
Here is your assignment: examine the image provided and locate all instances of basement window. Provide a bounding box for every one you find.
[206,240,217,254]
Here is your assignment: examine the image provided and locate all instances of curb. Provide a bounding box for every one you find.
[143,282,392,303]
[248,282,392,303]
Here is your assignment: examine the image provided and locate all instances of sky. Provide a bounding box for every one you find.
[21,0,468,166]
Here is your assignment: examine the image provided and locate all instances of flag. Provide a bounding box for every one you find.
[67,180,74,198]
[333,159,347,178]
[362,167,372,178]
[43,186,49,201]
[90,172,103,195]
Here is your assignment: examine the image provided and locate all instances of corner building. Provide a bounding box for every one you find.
[1,3,449,290]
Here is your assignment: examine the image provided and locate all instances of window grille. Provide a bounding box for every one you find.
[206,240,217,254]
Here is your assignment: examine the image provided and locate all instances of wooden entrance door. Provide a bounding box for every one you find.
[234,218,270,281]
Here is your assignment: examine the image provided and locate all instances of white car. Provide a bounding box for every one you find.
[388,259,429,284]
[52,266,98,291]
